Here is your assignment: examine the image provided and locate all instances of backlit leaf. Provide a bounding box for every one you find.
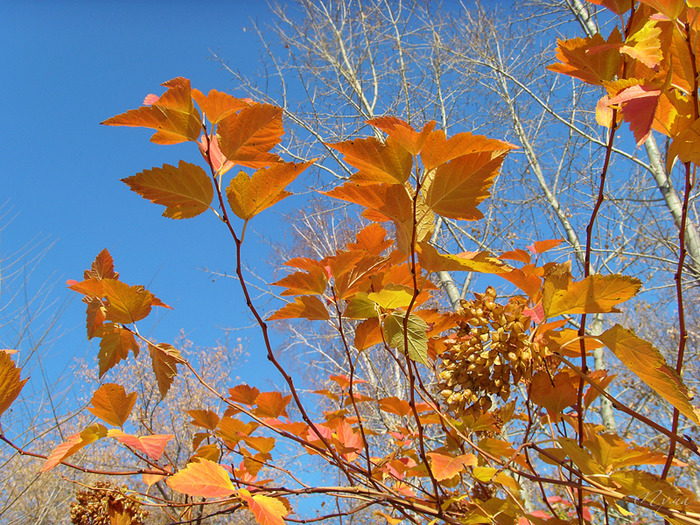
[107,429,172,460]
[254,392,292,419]
[368,286,414,310]
[323,182,413,224]
[226,161,312,220]
[423,152,506,220]
[547,28,623,85]
[0,352,28,418]
[239,492,288,525]
[383,312,429,365]
[166,458,235,498]
[217,103,283,168]
[354,318,383,350]
[122,161,213,219]
[228,384,260,405]
[543,274,641,318]
[328,136,412,183]
[102,279,154,324]
[586,0,634,15]
[366,117,435,155]
[420,130,516,171]
[271,266,327,296]
[87,383,137,427]
[186,409,220,431]
[619,20,663,69]
[606,81,661,145]
[267,296,330,321]
[530,370,578,422]
[149,343,184,398]
[84,249,119,280]
[599,325,700,424]
[418,242,509,273]
[98,324,140,377]
[42,424,108,472]
[191,88,250,124]
[667,117,700,171]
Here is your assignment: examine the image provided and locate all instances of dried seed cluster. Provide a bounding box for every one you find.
[70,481,148,525]
[439,287,547,414]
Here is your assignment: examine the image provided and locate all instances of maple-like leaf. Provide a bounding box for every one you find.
[638,0,686,20]
[191,88,250,124]
[619,19,663,69]
[84,249,119,280]
[543,273,641,318]
[547,28,623,85]
[328,136,413,183]
[98,324,140,377]
[226,161,312,221]
[368,286,414,310]
[228,384,261,405]
[383,312,429,365]
[599,324,700,424]
[87,383,137,427]
[0,352,28,418]
[423,151,506,220]
[102,279,154,324]
[102,78,202,144]
[606,82,661,145]
[107,429,173,460]
[122,161,213,219]
[271,266,327,296]
[366,117,435,155]
[149,343,184,398]
[667,117,700,171]
[419,130,516,171]
[530,370,579,422]
[323,182,413,224]
[166,458,236,498]
[586,0,634,15]
[254,391,292,419]
[354,318,383,350]
[186,409,221,431]
[343,293,379,319]
[217,103,284,168]
[418,242,509,273]
[239,491,288,525]
[267,296,330,321]
[427,452,477,481]
[42,423,108,472]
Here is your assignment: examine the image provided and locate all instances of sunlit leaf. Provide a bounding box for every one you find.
[354,318,384,350]
[84,249,119,280]
[122,161,213,219]
[41,424,108,472]
[166,458,235,498]
[102,279,154,324]
[0,352,28,418]
[383,312,429,365]
[543,274,641,318]
[366,117,435,155]
[267,296,330,321]
[191,88,249,124]
[186,409,220,431]
[270,266,327,296]
[323,182,413,223]
[606,81,661,145]
[148,343,184,398]
[217,103,284,168]
[420,130,516,171]
[239,491,288,525]
[228,384,260,406]
[329,136,413,183]
[368,286,414,310]
[418,242,509,273]
[226,161,312,220]
[668,117,700,171]
[599,324,700,424]
[87,383,137,427]
[547,28,623,85]
[586,0,634,15]
[254,392,292,419]
[107,429,172,460]
[619,20,663,69]
[98,324,140,377]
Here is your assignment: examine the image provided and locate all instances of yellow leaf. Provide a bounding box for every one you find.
[239,492,288,525]
[166,459,235,498]
[598,324,700,424]
[417,242,509,273]
[544,274,641,318]
[368,286,414,309]
[122,161,213,219]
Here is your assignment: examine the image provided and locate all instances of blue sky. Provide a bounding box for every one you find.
[1,1,294,388]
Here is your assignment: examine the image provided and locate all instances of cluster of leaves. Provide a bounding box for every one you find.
[1,1,700,523]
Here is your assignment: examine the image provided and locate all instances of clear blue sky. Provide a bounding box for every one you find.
[1,1,292,388]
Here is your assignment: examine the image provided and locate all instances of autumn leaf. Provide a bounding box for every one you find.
[191,88,250,124]
[98,324,140,377]
[267,296,330,321]
[423,151,506,220]
[323,182,413,224]
[228,384,260,405]
[42,424,108,472]
[383,312,429,365]
[107,429,173,460]
[254,392,292,419]
[619,19,663,69]
[667,117,700,171]
[0,352,28,418]
[166,458,236,498]
[366,117,435,155]
[102,77,202,144]
[226,161,312,220]
[217,103,284,168]
[368,286,414,310]
[599,325,700,424]
[354,318,384,350]
[419,130,516,171]
[270,266,327,296]
[427,452,477,481]
[87,383,137,427]
[186,409,221,431]
[122,161,213,219]
[543,274,641,318]
[239,491,289,525]
[586,0,634,15]
[530,371,579,422]
[547,28,623,86]
[418,242,509,273]
[328,136,413,183]
[102,279,154,324]
[149,343,184,398]
[343,293,379,319]
[84,249,119,280]
[606,81,661,145]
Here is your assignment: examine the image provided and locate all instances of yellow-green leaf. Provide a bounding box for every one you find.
[383,312,429,365]
[122,161,213,219]
[598,324,700,424]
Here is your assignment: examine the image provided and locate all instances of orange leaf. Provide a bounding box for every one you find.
[67,278,104,297]
[607,82,661,145]
[239,492,288,525]
[328,136,412,183]
[107,429,173,460]
[122,161,213,219]
[87,383,137,427]
[354,318,384,350]
[228,384,261,405]
[420,130,516,171]
[271,266,327,296]
[668,117,700,171]
[543,274,641,318]
[427,452,477,481]
[226,161,312,220]
[530,371,579,422]
[241,436,276,454]
[379,397,412,417]
[619,19,663,69]
[423,152,506,220]
[267,296,330,321]
[186,409,220,431]
[149,343,184,398]
[499,249,531,264]
[255,392,292,419]
[97,324,139,377]
[529,239,563,254]
[347,223,393,254]
[323,182,413,223]
[102,279,154,324]
[418,242,508,273]
[216,417,259,447]
[42,424,107,472]
[599,325,700,424]
[166,458,235,498]
[102,77,202,144]
[547,28,623,85]
[0,352,28,418]
[84,249,119,280]
[366,117,435,155]
[586,0,634,14]
[217,103,284,168]
[191,88,250,124]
